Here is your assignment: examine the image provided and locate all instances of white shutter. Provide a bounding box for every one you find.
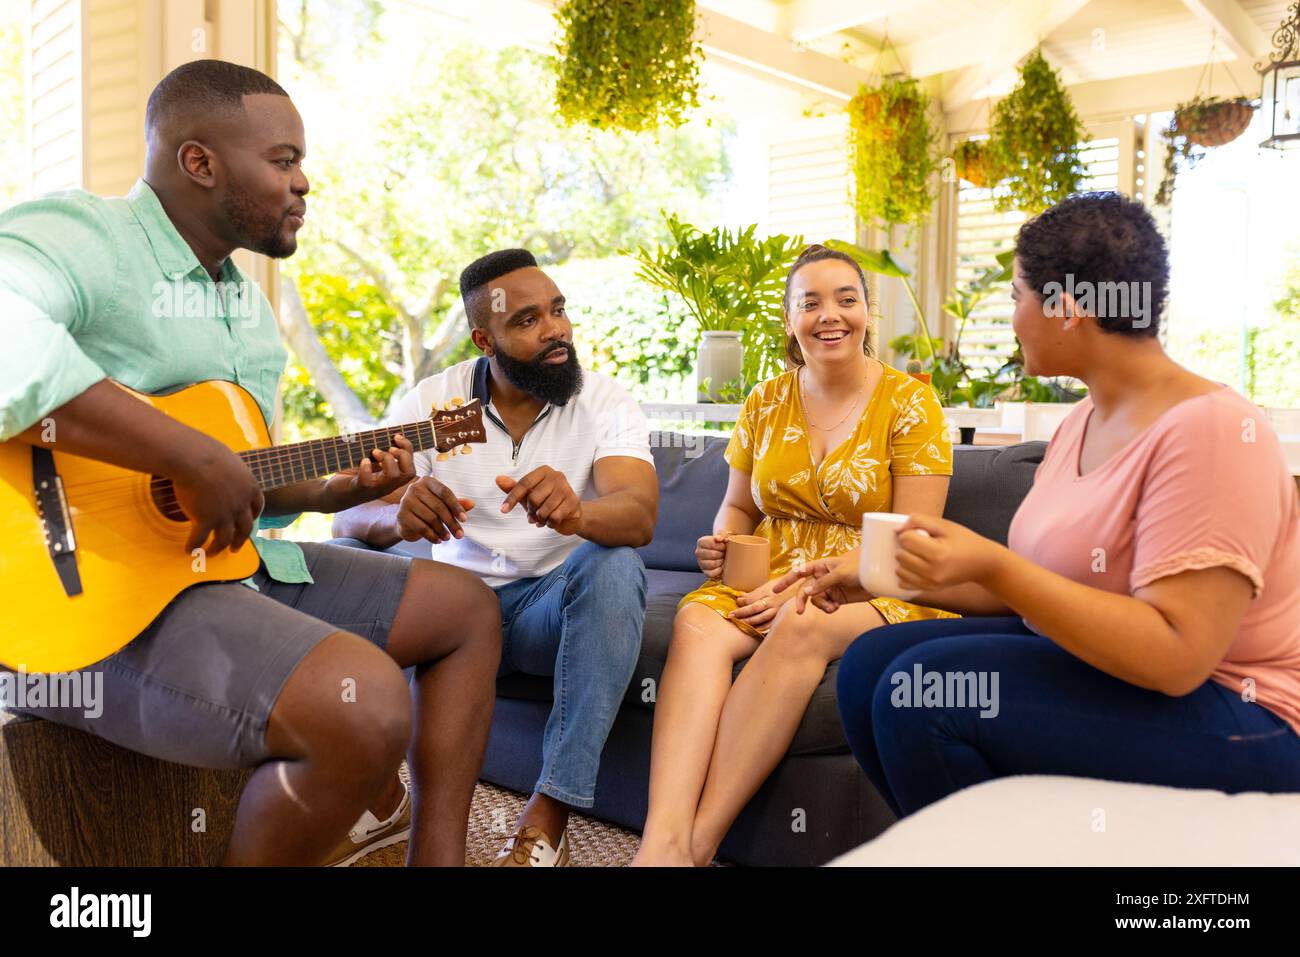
[766,115,855,244]
[953,186,1025,374]
[83,0,148,198]
[28,0,82,194]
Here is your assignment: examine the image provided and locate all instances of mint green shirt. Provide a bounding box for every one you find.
[0,179,311,584]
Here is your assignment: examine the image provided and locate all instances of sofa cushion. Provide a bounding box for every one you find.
[943,442,1046,545]
[636,433,730,572]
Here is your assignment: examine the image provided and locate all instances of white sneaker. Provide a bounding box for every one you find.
[489,825,571,867]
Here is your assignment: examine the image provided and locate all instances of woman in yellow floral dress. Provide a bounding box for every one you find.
[633,245,957,867]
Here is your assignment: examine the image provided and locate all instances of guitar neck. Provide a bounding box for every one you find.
[239,421,438,491]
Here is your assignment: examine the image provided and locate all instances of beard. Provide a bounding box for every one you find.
[219,176,298,259]
[493,338,584,406]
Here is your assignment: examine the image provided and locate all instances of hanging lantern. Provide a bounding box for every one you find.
[1258,2,1300,149]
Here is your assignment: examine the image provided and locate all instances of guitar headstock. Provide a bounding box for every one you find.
[430,398,487,454]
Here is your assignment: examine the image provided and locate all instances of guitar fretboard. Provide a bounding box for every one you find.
[238,421,438,491]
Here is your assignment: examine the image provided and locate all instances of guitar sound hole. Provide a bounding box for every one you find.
[150,477,188,522]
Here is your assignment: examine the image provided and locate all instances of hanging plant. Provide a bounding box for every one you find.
[1154,96,1256,206]
[950,139,1003,188]
[847,75,940,228]
[987,49,1086,214]
[551,0,703,133]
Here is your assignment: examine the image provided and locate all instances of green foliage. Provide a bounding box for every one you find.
[280,273,403,440]
[629,213,805,390]
[988,50,1086,214]
[552,0,703,133]
[847,76,939,228]
[550,257,695,399]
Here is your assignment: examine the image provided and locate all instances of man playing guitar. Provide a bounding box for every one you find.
[0,59,501,866]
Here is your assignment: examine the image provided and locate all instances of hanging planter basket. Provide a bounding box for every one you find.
[856,91,917,141]
[1176,97,1255,147]
[950,140,998,188]
[847,76,939,228]
[986,49,1086,214]
[1155,96,1258,205]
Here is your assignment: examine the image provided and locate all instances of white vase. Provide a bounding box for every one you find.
[696,331,743,403]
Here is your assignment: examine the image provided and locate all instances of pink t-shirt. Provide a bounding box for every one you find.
[1008,387,1300,734]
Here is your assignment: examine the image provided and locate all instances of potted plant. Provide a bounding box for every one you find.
[551,0,703,133]
[950,139,1001,189]
[847,76,940,228]
[987,49,1086,214]
[631,214,804,401]
[1154,96,1256,206]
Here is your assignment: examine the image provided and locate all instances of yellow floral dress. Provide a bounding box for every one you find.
[680,363,960,638]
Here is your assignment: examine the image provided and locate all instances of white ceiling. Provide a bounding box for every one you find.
[398,0,1296,123]
[704,0,1290,107]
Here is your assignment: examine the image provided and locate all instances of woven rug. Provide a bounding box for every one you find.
[350,776,643,867]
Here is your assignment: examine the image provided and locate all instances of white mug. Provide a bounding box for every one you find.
[859,513,927,601]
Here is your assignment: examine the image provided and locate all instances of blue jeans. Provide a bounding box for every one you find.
[836,616,1300,818]
[330,538,645,809]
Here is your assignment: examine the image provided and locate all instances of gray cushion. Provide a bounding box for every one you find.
[943,442,1046,545]
[635,433,730,572]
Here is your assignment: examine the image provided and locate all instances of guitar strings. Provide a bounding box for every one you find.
[44,416,483,514]
[56,417,470,495]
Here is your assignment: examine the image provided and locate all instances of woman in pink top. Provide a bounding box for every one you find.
[777,192,1300,815]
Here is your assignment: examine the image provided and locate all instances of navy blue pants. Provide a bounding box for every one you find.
[836,616,1300,817]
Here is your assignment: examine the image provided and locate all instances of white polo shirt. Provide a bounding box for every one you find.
[384,356,654,587]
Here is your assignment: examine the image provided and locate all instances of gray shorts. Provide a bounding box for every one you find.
[6,541,412,769]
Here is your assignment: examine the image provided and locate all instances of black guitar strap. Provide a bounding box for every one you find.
[31,446,84,598]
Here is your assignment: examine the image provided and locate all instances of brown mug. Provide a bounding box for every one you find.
[722,534,771,593]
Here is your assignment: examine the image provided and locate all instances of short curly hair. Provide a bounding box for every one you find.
[1014,192,1168,338]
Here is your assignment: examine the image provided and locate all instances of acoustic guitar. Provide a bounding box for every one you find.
[0,380,485,672]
